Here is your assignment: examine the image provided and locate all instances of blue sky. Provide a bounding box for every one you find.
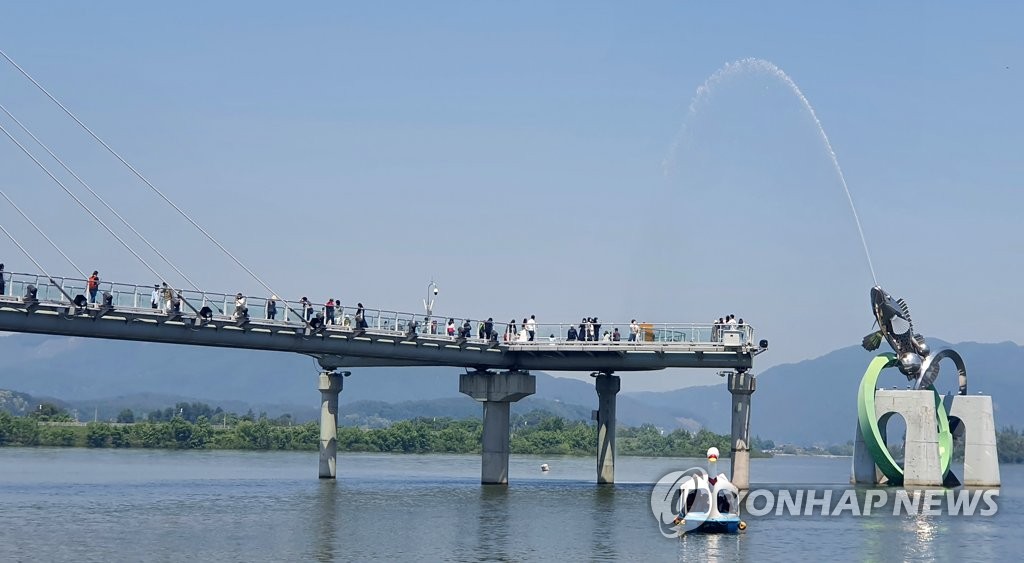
[1,2,1021,391]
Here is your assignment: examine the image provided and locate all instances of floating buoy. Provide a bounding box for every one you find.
[738,521,747,531]
[540,463,550,472]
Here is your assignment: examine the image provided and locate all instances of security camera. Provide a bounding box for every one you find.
[433,287,439,296]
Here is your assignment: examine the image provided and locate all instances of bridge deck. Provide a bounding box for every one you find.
[0,271,761,372]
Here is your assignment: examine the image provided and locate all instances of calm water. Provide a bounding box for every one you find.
[0,449,1020,562]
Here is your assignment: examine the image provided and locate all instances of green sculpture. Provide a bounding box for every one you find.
[856,353,952,485]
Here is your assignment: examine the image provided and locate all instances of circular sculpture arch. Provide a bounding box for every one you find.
[857,353,953,485]
[917,347,968,395]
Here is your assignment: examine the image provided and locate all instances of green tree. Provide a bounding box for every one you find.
[8,416,40,446]
[169,417,193,448]
[116,409,135,424]
[189,416,212,449]
[31,402,71,422]
[39,426,77,446]
[86,422,112,447]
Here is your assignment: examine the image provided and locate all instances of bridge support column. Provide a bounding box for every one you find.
[319,371,344,479]
[728,371,755,490]
[460,370,536,485]
[595,374,620,485]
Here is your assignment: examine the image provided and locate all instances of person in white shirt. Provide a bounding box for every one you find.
[526,315,537,341]
[234,293,247,319]
[629,319,639,342]
[601,331,612,342]
[150,285,161,309]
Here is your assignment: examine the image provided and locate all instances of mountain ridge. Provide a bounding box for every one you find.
[2,333,1020,444]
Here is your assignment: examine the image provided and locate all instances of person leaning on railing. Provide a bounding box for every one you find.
[266,296,277,320]
[161,282,174,312]
[87,271,100,303]
[355,303,367,329]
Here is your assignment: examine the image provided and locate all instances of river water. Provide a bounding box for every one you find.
[0,449,1019,561]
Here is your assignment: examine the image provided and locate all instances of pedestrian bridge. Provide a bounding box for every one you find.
[0,270,762,372]
[0,269,765,486]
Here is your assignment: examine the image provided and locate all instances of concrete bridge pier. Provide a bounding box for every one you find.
[594,373,620,485]
[728,370,756,490]
[318,371,345,479]
[460,370,536,484]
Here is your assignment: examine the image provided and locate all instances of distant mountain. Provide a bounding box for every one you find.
[0,334,703,429]
[7,333,1015,444]
[626,339,1024,445]
[0,389,68,416]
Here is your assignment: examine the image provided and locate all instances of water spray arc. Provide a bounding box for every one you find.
[665,58,878,286]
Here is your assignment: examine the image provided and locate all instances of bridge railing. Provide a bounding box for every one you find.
[0,271,754,348]
[501,322,754,346]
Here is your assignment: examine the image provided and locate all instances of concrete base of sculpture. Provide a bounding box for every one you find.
[852,390,1000,487]
[945,395,1001,487]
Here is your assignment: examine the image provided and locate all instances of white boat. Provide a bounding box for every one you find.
[672,447,745,534]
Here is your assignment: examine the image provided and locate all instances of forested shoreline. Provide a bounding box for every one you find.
[0,405,749,457]
[8,402,1023,462]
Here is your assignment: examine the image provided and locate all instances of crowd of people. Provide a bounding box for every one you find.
[1,262,751,347]
[711,314,747,341]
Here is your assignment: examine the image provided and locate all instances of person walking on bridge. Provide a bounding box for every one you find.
[87,271,100,303]
[0,263,5,296]
[505,319,517,342]
[234,293,247,319]
[355,303,367,329]
[266,296,278,320]
[527,315,536,341]
[325,298,336,325]
[161,283,173,312]
[150,284,160,309]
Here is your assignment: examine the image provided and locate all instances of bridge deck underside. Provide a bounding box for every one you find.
[0,299,754,372]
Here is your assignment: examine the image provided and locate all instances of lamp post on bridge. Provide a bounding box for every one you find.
[423,280,439,319]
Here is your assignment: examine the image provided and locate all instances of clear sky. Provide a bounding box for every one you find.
[1,2,1021,391]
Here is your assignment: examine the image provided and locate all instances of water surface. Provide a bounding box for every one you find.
[0,449,1019,561]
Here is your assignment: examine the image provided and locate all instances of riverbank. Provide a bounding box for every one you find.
[0,412,770,458]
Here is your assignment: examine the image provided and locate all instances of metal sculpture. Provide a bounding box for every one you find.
[861,286,967,395]
[857,286,969,486]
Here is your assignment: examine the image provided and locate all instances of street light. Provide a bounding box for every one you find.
[423,280,439,318]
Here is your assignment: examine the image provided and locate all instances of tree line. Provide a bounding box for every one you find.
[0,406,756,457]
[6,403,1024,462]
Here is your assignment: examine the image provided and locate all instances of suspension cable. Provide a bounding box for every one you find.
[0,102,205,294]
[0,188,86,278]
[0,210,74,302]
[1,49,290,308]
[0,121,199,315]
